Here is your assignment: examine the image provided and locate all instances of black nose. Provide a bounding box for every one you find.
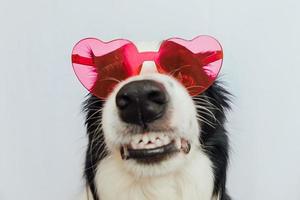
[116,80,168,126]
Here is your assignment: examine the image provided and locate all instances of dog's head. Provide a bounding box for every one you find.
[74,38,231,197]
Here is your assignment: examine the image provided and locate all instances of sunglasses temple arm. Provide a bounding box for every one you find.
[72,54,94,66]
[201,51,223,66]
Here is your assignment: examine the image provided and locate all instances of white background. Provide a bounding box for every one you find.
[0,0,299,199]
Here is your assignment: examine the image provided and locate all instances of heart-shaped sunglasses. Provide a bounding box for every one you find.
[71,35,223,99]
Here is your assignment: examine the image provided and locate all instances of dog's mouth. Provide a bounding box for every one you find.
[120,133,191,163]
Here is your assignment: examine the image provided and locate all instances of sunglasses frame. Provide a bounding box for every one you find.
[72,35,223,99]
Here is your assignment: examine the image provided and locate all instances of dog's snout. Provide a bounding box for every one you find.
[116,80,168,126]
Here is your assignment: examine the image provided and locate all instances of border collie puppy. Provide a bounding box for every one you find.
[81,68,231,200]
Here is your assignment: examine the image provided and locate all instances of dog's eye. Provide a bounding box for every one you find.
[176,72,196,89]
[72,38,142,99]
[156,38,223,96]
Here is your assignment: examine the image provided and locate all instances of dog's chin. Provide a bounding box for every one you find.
[119,147,192,177]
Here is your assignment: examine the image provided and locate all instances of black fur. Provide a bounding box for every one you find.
[194,82,232,199]
[83,81,231,200]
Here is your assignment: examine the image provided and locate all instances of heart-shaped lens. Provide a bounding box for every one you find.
[72,38,140,99]
[156,36,223,96]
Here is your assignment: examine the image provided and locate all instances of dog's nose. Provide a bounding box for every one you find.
[116,80,168,126]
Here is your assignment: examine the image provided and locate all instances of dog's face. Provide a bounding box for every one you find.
[101,71,202,177]
[83,56,231,200]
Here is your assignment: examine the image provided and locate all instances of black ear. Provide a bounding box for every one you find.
[83,94,108,200]
[193,81,232,199]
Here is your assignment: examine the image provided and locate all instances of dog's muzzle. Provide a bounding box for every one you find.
[115,80,191,162]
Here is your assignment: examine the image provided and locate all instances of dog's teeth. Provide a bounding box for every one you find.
[131,142,137,149]
[133,136,141,144]
[157,133,163,140]
[121,146,129,160]
[149,134,156,143]
[181,139,191,154]
[155,139,162,147]
[142,134,149,144]
[176,138,181,149]
[129,133,176,150]
[162,136,170,145]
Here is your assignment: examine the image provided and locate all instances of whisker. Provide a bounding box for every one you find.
[89,121,103,155]
[100,77,121,83]
[86,109,103,122]
[186,85,206,90]
[86,115,103,125]
[84,99,104,108]
[95,141,108,160]
[168,65,191,76]
[196,116,215,128]
[194,105,217,121]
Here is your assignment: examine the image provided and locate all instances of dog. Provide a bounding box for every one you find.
[76,39,231,200]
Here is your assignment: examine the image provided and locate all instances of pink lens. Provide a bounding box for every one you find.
[156,35,223,96]
[71,38,141,99]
